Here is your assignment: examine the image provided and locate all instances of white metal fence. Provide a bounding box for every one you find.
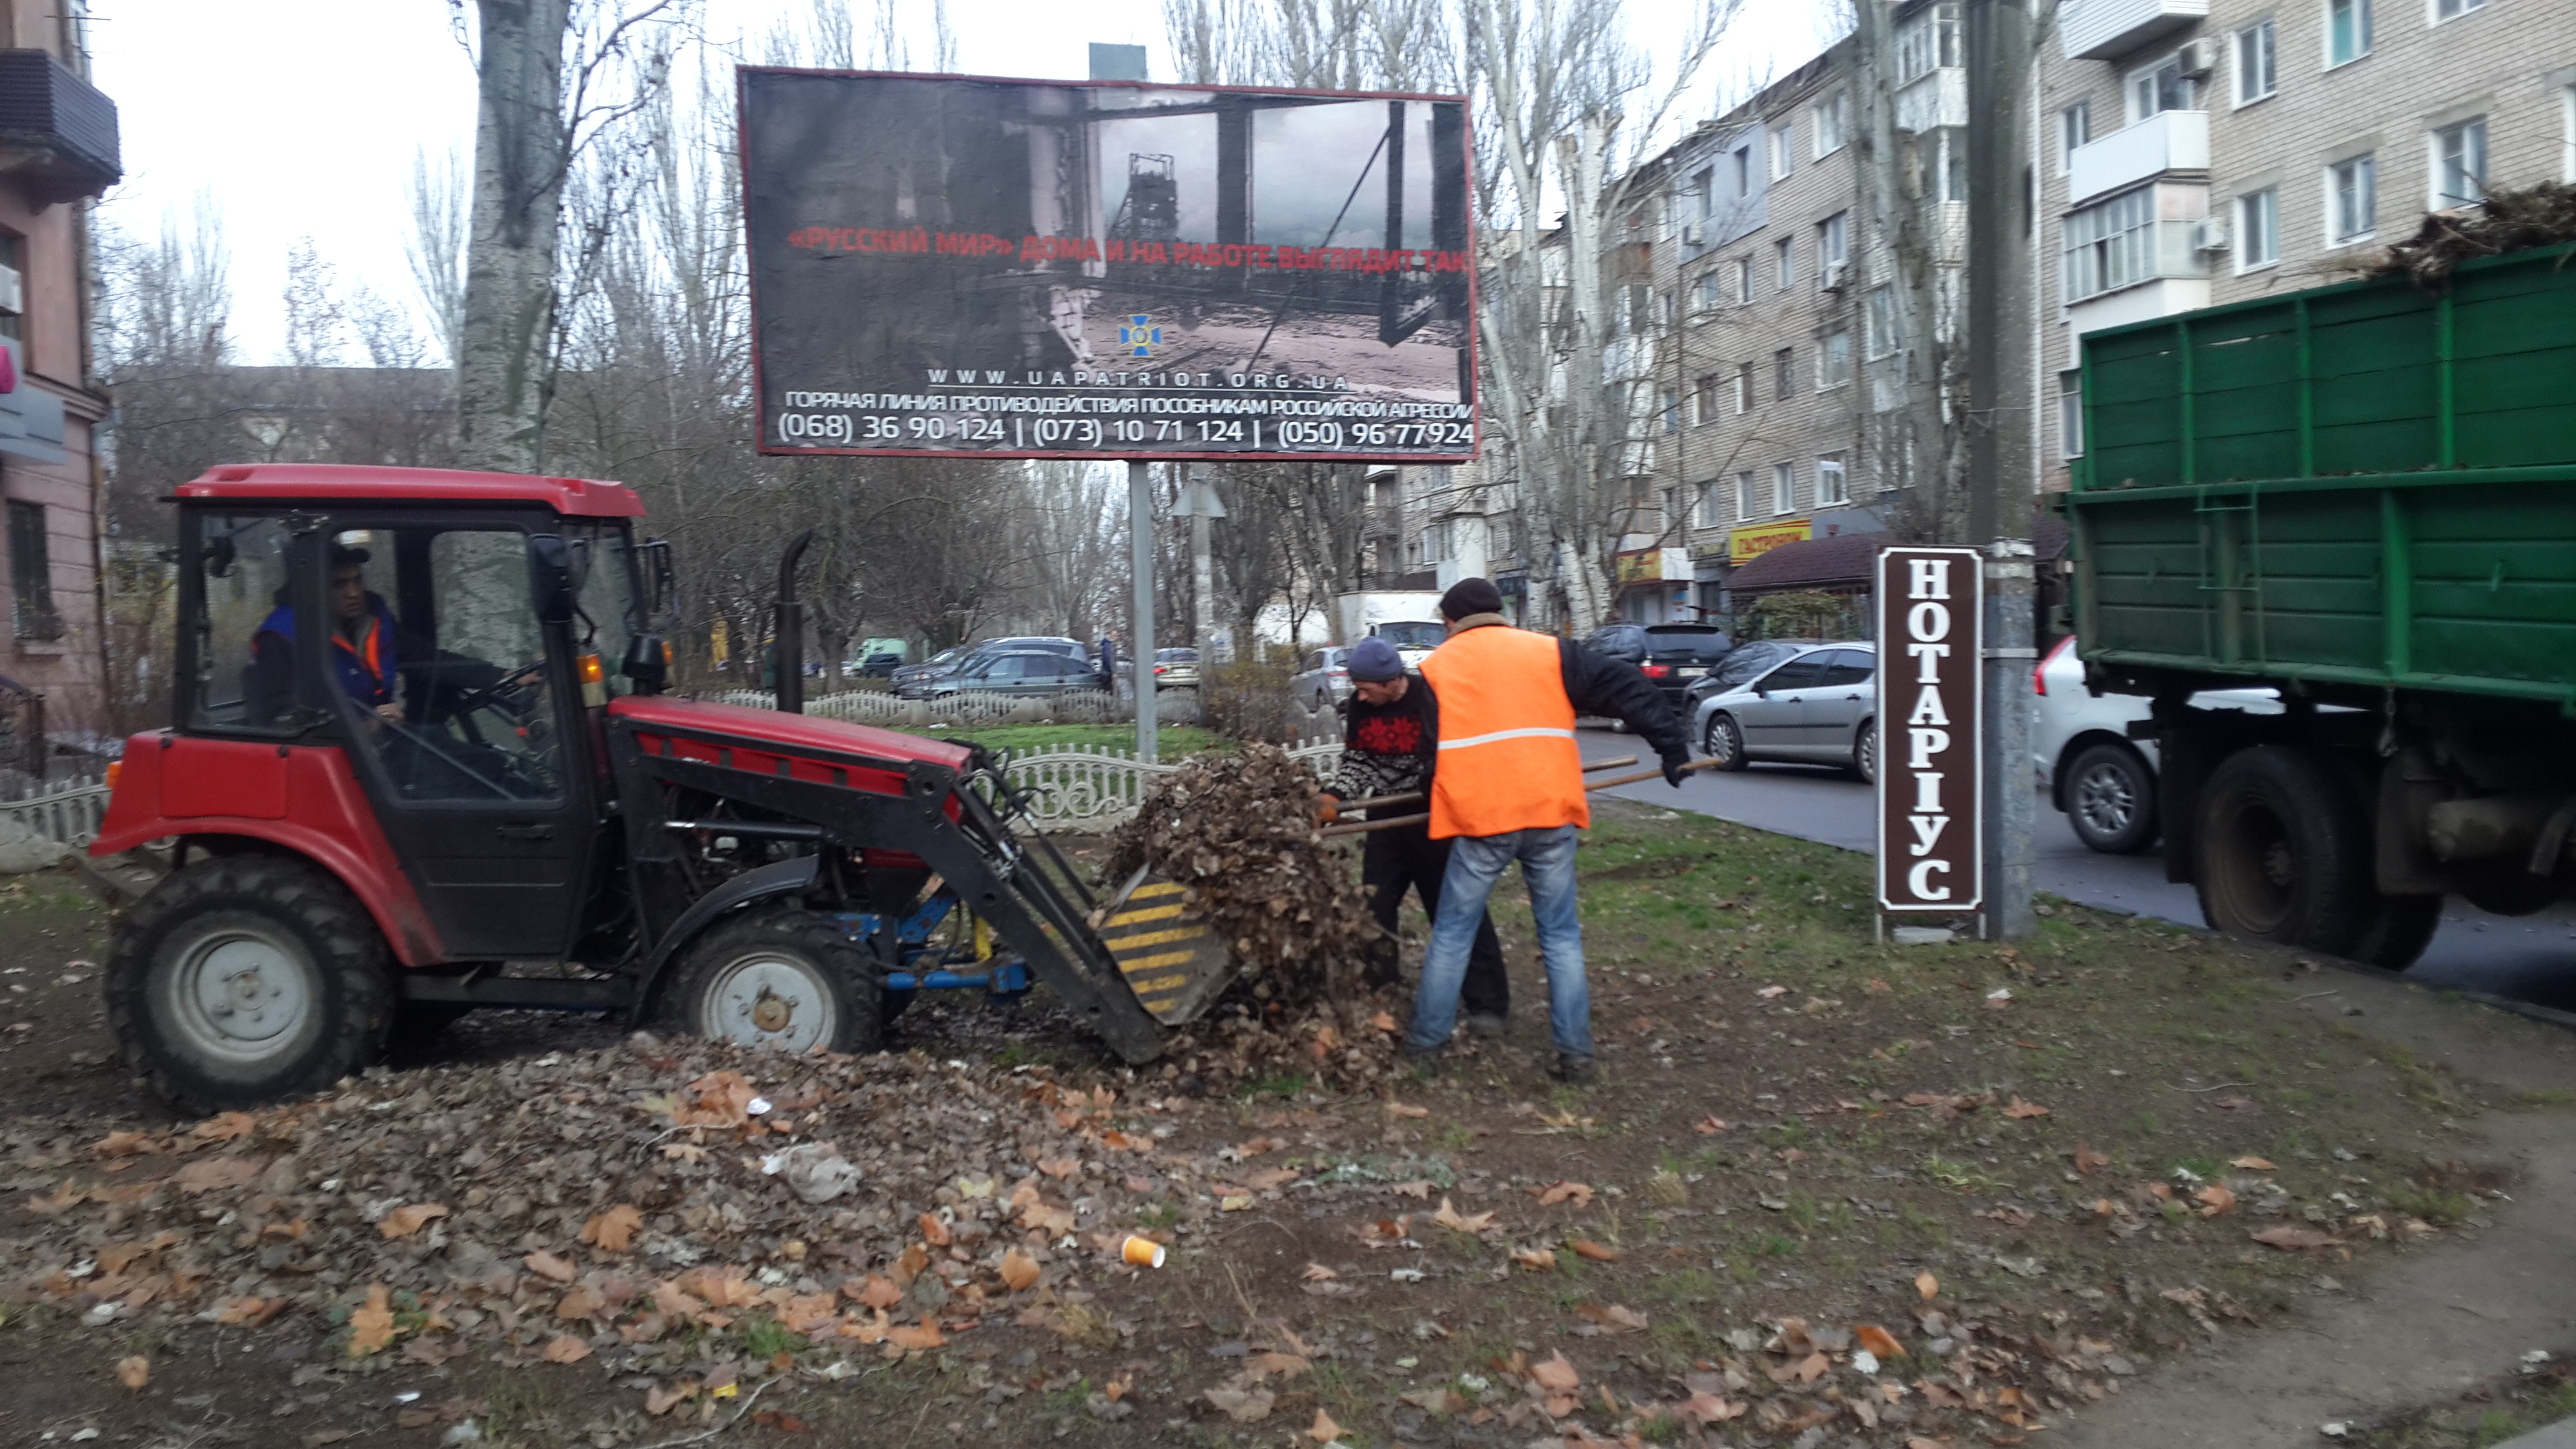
[713,686,1203,731]
[0,780,110,871]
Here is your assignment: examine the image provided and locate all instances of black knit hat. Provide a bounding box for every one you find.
[1438,577,1504,620]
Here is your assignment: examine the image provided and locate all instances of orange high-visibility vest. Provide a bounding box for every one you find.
[1420,623,1586,839]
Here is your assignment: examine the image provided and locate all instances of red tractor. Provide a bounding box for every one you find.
[92,464,1211,1111]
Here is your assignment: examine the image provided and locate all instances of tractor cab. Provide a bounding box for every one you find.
[93,464,1205,1115]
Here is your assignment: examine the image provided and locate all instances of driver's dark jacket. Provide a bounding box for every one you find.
[255,595,401,708]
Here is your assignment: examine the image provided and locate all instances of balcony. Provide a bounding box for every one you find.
[2067,109,2208,205]
[2059,0,2207,60]
[1895,66,1966,134]
[0,50,118,205]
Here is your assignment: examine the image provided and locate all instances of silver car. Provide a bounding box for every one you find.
[1289,646,1353,711]
[1690,642,1878,781]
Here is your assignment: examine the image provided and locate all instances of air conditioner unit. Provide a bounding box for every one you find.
[1820,261,1850,291]
[1680,221,1705,246]
[2175,38,2216,79]
[2192,215,2230,251]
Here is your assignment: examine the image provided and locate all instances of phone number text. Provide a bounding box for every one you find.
[773,414,1473,451]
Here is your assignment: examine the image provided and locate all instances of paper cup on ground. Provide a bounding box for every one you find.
[1121,1235,1166,1268]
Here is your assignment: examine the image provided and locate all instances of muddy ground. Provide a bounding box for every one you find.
[0,801,2568,1448]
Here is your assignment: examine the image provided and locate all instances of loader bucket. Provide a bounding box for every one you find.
[1096,875,1238,1025]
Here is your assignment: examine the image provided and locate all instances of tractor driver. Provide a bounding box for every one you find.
[251,545,403,724]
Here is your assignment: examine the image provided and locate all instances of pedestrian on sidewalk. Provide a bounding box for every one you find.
[1407,579,1690,1083]
[1317,637,1510,1031]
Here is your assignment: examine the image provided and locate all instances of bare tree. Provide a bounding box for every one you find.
[406,146,470,365]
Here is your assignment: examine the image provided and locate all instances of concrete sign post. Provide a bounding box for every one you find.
[1876,546,1986,926]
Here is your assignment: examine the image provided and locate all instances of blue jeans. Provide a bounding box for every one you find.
[1408,825,1591,1058]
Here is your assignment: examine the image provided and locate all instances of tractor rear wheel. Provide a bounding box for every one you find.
[660,909,881,1055]
[105,854,395,1113]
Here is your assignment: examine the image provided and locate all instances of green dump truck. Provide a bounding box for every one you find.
[2064,239,2576,968]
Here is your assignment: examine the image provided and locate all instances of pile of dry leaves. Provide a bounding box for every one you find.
[0,1037,1245,1425]
[2371,180,2576,286]
[1102,743,1380,1005]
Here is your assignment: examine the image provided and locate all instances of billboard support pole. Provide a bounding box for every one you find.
[1131,459,1158,761]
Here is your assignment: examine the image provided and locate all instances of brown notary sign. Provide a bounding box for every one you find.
[1875,546,1983,913]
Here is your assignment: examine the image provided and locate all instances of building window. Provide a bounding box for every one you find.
[2127,53,2197,123]
[2565,85,2576,182]
[2326,0,2371,67]
[1734,255,1754,303]
[2234,19,2276,104]
[1819,329,1853,388]
[2434,117,2487,208]
[1812,91,1849,157]
[1693,270,1720,313]
[1773,348,1795,402]
[1817,211,1850,280]
[1734,361,1755,412]
[1771,123,1794,179]
[1690,167,1714,222]
[2432,0,2482,19]
[1817,456,1850,506]
[1894,2,1960,84]
[1733,145,1752,197]
[1735,469,1757,521]
[2328,154,2376,243]
[7,500,59,641]
[1926,129,1969,202]
[1771,462,1796,515]
[1660,387,1681,434]
[1695,484,1725,530]
[2059,370,2085,458]
[1774,237,1795,290]
[2058,100,2091,176]
[1866,285,1900,358]
[0,234,22,343]
[2062,185,2167,301]
[2238,188,2280,270]
[1692,373,1719,426]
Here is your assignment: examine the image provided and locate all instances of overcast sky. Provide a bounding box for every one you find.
[91,0,1838,364]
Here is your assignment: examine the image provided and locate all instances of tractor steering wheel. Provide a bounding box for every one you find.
[448,659,547,718]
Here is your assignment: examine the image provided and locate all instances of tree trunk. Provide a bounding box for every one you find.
[458,0,571,475]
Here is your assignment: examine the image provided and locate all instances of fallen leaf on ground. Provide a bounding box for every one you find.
[885,1317,945,1350]
[541,1334,592,1364]
[644,1382,697,1415]
[2230,1155,2278,1171]
[1390,1180,1433,1199]
[1681,1391,1746,1424]
[1534,1181,1594,1208]
[918,1212,952,1246]
[1205,1387,1276,1422]
[1300,1262,1340,1281]
[1383,1101,1429,1118]
[2214,1094,2256,1111]
[1038,1157,1080,1178]
[1574,1303,1648,1333]
[2194,1184,2237,1217]
[193,1111,258,1142]
[1693,1115,1730,1134]
[1916,1272,1939,1300]
[2003,1097,2049,1119]
[2074,1143,2110,1174]
[1855,1324,1907,1359]
[376,1203,448,1239]
[1529,1352,1581,1392]
[175,1156,261,1196]
[213,1295,286,1326]
[115,1355,149,1390]
[1433,1198,1496,1233]
[998,1250,1042,1291]
[1756,985,1788,998]
[581,1205,643,1253]
[2250,1226,2338,1251]
[1309,1407,1343,1443]
[346,1284,396,1358]
[1569,1239,1619,1262]
[846,1274,904,1309]
[1370,1011,1397,1033]
[1511,1246,1558,1271]
[524,1250,577,1283]
[94,1131,155,1158]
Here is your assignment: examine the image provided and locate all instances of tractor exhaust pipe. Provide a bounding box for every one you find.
[774,528,814,715]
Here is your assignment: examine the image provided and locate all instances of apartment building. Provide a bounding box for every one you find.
[2041,0,2576,479]
[0,0,113,765]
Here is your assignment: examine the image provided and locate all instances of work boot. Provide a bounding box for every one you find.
[1549,1053,1596,1085]
[1399,1042,1445,1074]
[1464,1013,1507,1039]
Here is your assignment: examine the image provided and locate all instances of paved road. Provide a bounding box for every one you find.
[1579,726,2576,1010]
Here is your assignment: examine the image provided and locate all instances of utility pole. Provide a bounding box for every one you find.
[1131,459,1158,761]
[1184,472,1222,663]
[1964,0,2036,937]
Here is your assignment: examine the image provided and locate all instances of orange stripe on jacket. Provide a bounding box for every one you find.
[1420,624,1586,839]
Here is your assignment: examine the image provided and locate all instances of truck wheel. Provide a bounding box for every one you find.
[104,855,394,1113]
[2193,746,2375,957]
[1704,714,1748,771]
[660,909,881,1055]
[2351,894,2442,970]
[2065,742,2159,854]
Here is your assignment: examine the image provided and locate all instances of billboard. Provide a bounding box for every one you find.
[1875,547,1983,915]
[738,69,1477,462]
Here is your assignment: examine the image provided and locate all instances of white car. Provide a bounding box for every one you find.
[2032,635,2285,854]
[1690,642,1878,781]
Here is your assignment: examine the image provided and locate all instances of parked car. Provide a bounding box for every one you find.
[1681,640,1803,711]
[1369,620,1448,668]
[928,650,1106,699]
[892,645,968,693]
[897,637,1088,698]
[1290,646,1354,712]
[2031,635,2290,854]
[1691,642,1877,780]
[1151,648,1201,688]
[1582,622,1734,719]
[854,651,905,678]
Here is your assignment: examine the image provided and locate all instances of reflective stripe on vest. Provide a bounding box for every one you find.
[1420,625,1587,839]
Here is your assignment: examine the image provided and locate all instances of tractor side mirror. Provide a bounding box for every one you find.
[527,534,577,624]
[625,632,671,695]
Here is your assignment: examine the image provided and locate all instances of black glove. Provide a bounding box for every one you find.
[1662,753,1690,788]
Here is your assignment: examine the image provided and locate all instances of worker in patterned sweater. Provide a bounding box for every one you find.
[1317,637,1511,1032]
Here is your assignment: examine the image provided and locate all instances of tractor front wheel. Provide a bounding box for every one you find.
[660,909,881,1056]
[105,855,395,1114]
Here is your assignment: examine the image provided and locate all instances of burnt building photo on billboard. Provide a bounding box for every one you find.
[739,70,1475,461]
